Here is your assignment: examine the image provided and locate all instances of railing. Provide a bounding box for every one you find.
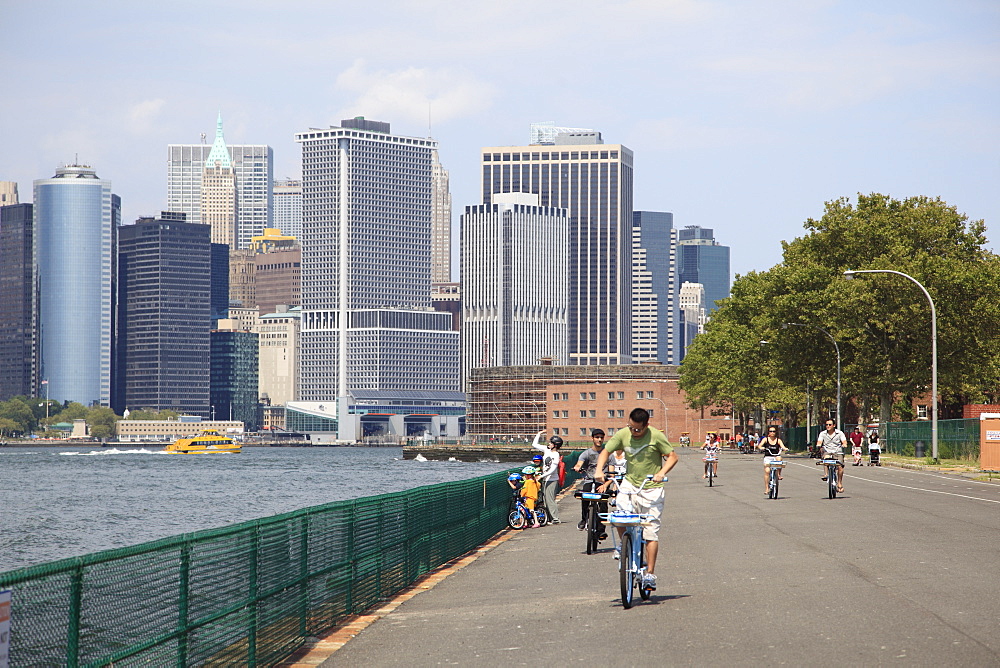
[0,473,515,666]
[0,454,584,667]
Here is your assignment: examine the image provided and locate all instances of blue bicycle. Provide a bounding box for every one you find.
[601,475,665,609]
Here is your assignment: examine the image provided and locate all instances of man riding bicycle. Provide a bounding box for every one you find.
[574,429,611,537]
[816,420,848,493]
[595,408,678,592]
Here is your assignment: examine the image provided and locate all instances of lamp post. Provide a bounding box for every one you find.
[759,341,771,428]
[651,397,668,437]
[782,323,841,432]
[844,269,937,462]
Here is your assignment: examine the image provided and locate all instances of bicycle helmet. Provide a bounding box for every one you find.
[507,472,523,482]
[549,435,563,447]
[521,466,537,475]
[531,454,543,462]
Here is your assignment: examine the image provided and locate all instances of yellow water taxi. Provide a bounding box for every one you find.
[165,429,241,454]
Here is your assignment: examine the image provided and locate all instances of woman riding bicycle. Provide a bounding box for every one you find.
[757,426,788,496]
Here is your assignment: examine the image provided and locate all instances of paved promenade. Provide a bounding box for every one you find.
[313,448,1000,667]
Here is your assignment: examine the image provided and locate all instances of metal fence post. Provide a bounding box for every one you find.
[178,542,190,667]
[67,563,83,667]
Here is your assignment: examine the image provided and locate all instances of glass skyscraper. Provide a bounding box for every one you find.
[0,203,36,400]
[34,165,117,406]
[632,211,678,364]
[480,130,634,365]
[677,226,731,312]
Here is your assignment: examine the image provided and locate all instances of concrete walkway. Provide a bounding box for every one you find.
[285,447,1000,667]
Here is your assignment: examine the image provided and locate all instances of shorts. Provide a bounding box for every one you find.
[763,456,782,466]
[821,452,845,466]
[616,479,664,542]
[522,497,536,511]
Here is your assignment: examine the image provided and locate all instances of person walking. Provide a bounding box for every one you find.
[850,426,865,465]
[532,430,563,524]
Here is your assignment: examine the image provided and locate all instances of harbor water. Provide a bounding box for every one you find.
[0,445,513,573]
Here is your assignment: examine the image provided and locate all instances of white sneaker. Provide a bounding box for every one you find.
[613,548,620,560]
[641,573,657,590]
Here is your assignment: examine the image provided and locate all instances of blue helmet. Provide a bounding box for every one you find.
[507,472,523,482]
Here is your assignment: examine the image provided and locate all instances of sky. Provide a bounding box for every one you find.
[1,0,997,279]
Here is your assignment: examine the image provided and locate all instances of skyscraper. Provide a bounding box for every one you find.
[34,165,117,406]
[294,117,460,438]
[211,319,259,429]
[677,226,731,312]
[632,211,678,364]
[430,149,452,283]
[167,115,273,248]
[0,181,18,206]
[0,202,36,400]
[201,114,238,249]
[480,130,634,365]
[461,192,569,382]
[116,213,211,415]
[678,281,706,360]
[273,178,302,238]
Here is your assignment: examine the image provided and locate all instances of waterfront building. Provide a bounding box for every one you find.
[0,181,18,206]
[294,117,461,440]
[677,225,731,312]
[431,149,452,282]
[466,362,729,443]
[210,319,259,429]
[632,211,678,364]
[115,417,244,442]
[480,128,634,365]
[461,192,568,385]
[167,115,273,249]
[272,179,302,238]
[258,305,300,407]
[116,213,211,416]
[33,165,117,406]
[678,281,706,360]
[285,393,465,444]
[0,203,36,400]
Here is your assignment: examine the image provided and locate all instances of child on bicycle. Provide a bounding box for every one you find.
[702,437,720,479]
[510,466,541,528]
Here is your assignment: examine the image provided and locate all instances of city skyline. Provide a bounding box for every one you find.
[1,2,994,280]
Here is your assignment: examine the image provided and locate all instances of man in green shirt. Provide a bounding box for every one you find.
[595,407,678,591]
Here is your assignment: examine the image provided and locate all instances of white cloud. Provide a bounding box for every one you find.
[334,60,495,127]
[125,98,166,135]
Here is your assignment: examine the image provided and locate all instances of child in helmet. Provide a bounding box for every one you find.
[514,466,541,528]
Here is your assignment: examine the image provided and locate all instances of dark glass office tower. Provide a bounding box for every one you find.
[210,327,259,430]
[116,213,211,415]
[211,243,230,320]
[677,226,731,312]
[0,203,36,400]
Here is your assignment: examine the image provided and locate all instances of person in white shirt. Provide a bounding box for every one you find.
[532,430,563,523]
[816,420,848,492]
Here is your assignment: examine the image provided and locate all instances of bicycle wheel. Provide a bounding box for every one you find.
[773,472,779,499]
[508,508,526,529]
[708,469,713,487]
[828,469,836,499]
[536,504,548,526]
[638,540,651,601]
[620,532,635,609]
[586,504,599,555]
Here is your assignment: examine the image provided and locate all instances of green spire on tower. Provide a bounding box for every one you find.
[204,111,231,169]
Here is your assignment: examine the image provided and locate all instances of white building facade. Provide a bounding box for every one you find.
[272,178,302,239]
[461,192,568,386]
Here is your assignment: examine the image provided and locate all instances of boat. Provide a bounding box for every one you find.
[165,429,241,454]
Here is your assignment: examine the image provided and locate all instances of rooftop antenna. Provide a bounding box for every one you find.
[428,99,432,138]
[200,132,207,144]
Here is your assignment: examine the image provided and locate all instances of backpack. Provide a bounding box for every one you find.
[558,459,566,486]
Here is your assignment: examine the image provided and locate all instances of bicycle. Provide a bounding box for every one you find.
[821,459,840,499]
[507,490,535,529]
[535,500,550,526]
[703,455,718,487]
[574,486,611,554]
[600,475,665,609]
[766,459,785,499]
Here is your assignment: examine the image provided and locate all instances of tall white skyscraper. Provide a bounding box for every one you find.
[272,179,302,239]
[461,192,568,384]
[430,149,452,283]
[201,114,238,249]
[34,165,117,406]
[294,117,460,438]
[481,129,634,365]
[678,281,706,360]
[167,114,273,249]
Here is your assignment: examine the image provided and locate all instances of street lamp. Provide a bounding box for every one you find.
[845,269,938,462]
[650,396,668,436]
[782,323,842,433]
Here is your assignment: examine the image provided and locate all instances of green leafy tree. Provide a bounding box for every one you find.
[0,397,37,434]
[86,406,120,440]
[0,417,20,437]
[48,402,88,425]
[680,194,1000,426]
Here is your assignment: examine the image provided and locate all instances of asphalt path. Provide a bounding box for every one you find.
[323,447,1000,667]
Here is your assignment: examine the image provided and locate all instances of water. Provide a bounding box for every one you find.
[0,445,512,573]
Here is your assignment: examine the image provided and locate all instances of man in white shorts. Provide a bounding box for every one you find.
[595,407,678,591]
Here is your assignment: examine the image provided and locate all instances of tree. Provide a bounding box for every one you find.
[86,407,120,440]
[48,402,88,425]
[0,397,37,434]
[680,194,1000,425]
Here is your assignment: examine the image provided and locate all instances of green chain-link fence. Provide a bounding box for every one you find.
[0,456,584,668]
[785,420,979,461]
